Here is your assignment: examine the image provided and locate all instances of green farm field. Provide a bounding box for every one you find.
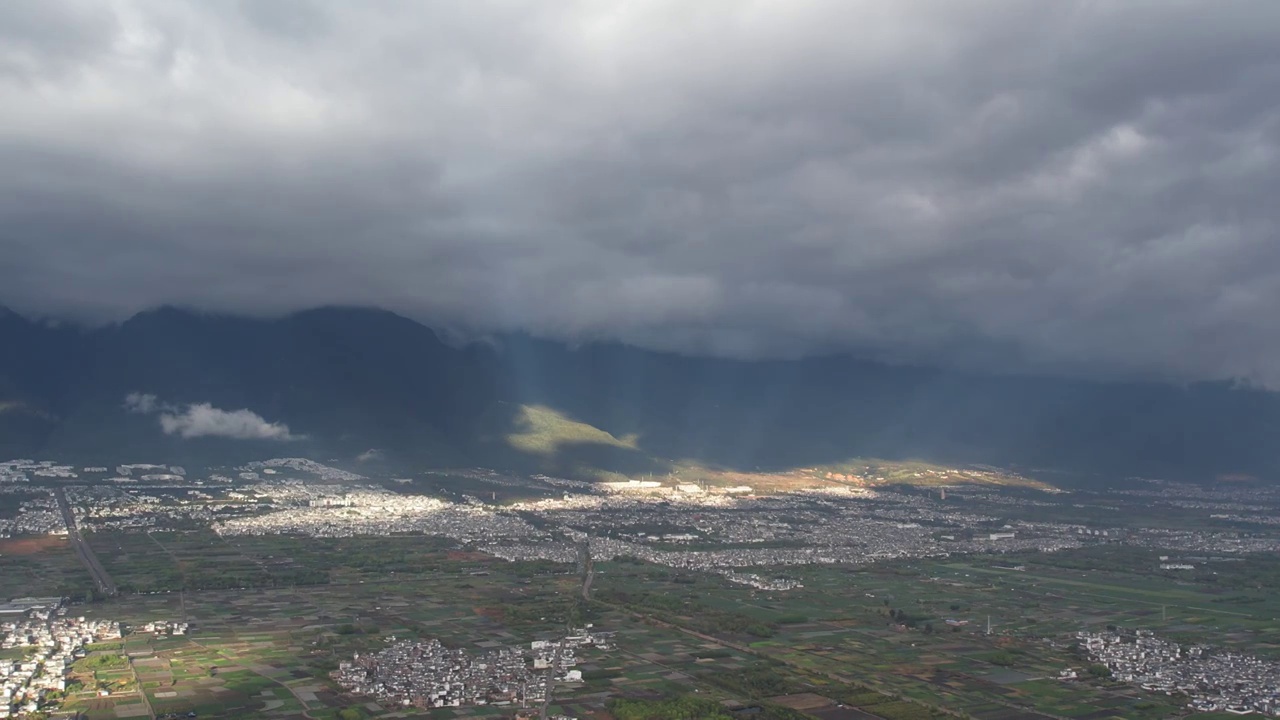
[9,529,1280,719]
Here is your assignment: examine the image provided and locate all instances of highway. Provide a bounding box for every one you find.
[53,489,117,596]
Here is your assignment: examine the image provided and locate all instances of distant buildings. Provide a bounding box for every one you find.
[333,627,612,710]
[137,620,189,636]
[0,488,65,538]
[1080,629,1280,716]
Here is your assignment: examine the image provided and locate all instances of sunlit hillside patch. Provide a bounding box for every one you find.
[504,404,640,456]
[665,458,1056,494]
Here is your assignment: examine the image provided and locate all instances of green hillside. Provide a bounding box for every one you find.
[504,404,639,456]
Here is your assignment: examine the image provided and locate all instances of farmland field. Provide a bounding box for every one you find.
[0,534,96,599]
[21,537,1268,720]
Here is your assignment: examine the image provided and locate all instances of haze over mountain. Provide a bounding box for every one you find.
[2,305,1278,484]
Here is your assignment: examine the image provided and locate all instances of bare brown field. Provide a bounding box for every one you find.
[0,535,69,556]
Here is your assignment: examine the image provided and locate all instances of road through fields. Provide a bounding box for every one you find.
[54,488,117,596]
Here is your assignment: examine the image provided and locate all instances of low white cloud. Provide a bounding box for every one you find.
[356,448,385,462]
[125,393,301,441]
[123,392,164,414]
[159,403,301,441]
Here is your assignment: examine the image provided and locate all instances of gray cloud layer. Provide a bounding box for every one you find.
[3,1,1280,384]
[124,393,300,441]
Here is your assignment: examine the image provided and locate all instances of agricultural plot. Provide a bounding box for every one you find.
[591,554,1280,720]
[60,545,762,719]
[21,529,1280,720]
[921,559,1280,650]
[0,534,96,599]
[87,530,504,593]
[86,530,184,593]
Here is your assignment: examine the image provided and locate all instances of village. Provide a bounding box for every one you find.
[0,597,122,719]
[332,627,614,711]
[1079,629,1280,716]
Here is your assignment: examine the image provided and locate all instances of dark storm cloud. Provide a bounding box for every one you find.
[2,1,1280,384]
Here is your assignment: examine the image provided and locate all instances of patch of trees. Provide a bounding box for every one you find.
[832,690,950,720]
[308,657,340,676]
[598,589,778,637]
[180,570,270,591]
[55,584,101,603]
[317,548,443,574]
[884,608,931,629]
[698,662,948,720]
[608,694,814,720]
[987,652,1015,667]
[117,566,329,593]
[698,662,803,698]
[608,696,734,720]
[269,568,330,586]
[500,594,597,628]
[852,700,944,720]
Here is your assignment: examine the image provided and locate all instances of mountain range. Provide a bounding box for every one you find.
[2,305,1278,485]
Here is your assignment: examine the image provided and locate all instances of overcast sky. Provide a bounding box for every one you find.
[3,1,1279,385]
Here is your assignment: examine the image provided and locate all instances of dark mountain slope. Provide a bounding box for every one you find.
[0,308,88,457]
[492,336,1280,479]
[14,306,499,466]
[1,305,1278,482]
